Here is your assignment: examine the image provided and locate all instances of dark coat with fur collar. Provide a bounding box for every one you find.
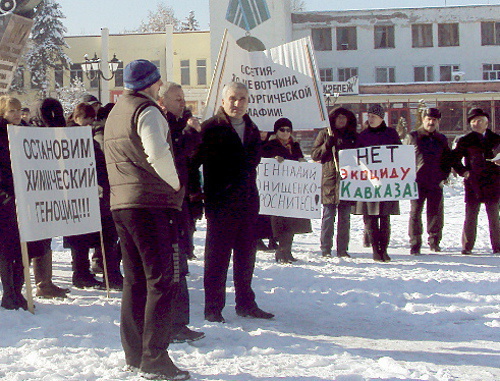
[195,107,261,209]
[452,129,500,203]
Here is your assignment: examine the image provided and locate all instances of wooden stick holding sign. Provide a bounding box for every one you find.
[20,242,34,314]
[99,231,110,298]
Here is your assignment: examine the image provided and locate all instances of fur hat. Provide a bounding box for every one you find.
[80,94,101,105]
[124,59,161,91]
[274,117,293,133]
[422,108,441,119]
[467,108,490,123]
[367,104,385,119]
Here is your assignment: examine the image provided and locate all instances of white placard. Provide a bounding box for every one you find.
[257,158,321,219]
[7,125,101,242]
[205,32,329,131]
[339,145,419,202]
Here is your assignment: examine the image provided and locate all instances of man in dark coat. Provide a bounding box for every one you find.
[404,108,452,255]
[452,108,500,255]
[311,107,358,258]
[194,82,274,323]
[104,60,189,380]
[158,82,205,344]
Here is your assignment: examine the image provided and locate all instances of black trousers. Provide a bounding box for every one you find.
[463,199,500,253]
[409,185,444,251]
[112,208,181,373]
[0,201,24,308]
[204,202,258,316]
[366,215,391,260]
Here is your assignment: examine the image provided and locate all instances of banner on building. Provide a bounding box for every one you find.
[322,76,359,96]
[0,13,33,91]
[338,145,419,202]
[257,158,321,219]
[204,31,329,131]
[8,125,101,242]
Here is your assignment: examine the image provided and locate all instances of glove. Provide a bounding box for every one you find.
[275,156,285,163]
[325,135,336,149]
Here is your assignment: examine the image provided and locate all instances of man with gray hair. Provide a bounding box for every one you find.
[158,82,205,344]
[194,82,274,323]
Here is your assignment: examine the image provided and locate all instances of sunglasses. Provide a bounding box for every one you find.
[278,127,291,133]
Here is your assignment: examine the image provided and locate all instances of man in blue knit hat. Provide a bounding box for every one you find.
[104,59,190,380]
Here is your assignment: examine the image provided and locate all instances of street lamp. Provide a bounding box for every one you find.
[81,53,121,102]
[324,91,341,111]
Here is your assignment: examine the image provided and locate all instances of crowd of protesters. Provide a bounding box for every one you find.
[0,58,498,380]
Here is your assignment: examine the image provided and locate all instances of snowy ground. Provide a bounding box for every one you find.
[1,180,499,381]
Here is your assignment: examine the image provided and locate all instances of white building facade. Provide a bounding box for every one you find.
[293,5,499,84]
[293,4,500,136]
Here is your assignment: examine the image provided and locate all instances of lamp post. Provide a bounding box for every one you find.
[324,91,341,112]
[81,53,121,103]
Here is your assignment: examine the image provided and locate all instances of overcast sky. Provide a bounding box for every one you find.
[57,0,498,35]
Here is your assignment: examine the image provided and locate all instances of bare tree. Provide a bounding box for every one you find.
[138,2,180,32]
[291,0,306,12]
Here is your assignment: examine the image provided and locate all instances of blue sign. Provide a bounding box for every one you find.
[226,0,271,31]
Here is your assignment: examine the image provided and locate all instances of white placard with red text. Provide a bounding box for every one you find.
[338,145,419,202]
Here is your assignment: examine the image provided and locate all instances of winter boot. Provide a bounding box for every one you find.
[33,251,69,298]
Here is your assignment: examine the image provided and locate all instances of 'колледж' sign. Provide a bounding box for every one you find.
[7,125,101,242]
[338,145,419,202]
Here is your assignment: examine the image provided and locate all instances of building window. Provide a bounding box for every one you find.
[374,25,395,49]
[311,28,332,51]
[483,64,500,80]
[481,22,500,46]
[414,66,434,82]
[180,60,190,85]
[54,64,64,88]
[11,65,24,89]
[412,24,433,48]
[114,61,123,87]
[197,59,207,86]
[70,63,83,84]
[438,23,459,47]
[319,68,333,82]
[439,65,460,81]
[338,67,358,81]
[375,67,395,83]
[336,27,357,50]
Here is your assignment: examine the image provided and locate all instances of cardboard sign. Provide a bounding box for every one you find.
[339,145,419,202]
[257,158,321,219]
[205,32,329,131]
[8,125,101,242]
[0,13,33,91]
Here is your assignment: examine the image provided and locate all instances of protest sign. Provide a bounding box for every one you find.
[257,158,321,219]
[338,145,419,202]
[0,13,33,91]
[205,31,329,131]
[8,125,101,242]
